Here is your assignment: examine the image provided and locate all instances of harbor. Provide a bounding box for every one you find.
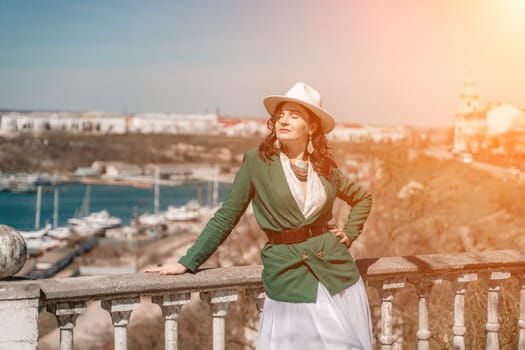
[0,180,230,230]
[1,178,230,280]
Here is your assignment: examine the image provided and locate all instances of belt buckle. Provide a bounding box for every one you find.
[308,227,313,237]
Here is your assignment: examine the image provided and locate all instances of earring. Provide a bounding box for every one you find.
[307,132,315,154]
[274,139,281,150]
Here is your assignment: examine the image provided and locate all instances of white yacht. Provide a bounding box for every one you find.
[19,224,52,239]
[165,200,202,222]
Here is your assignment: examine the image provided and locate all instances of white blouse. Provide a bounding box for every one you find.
[279,152,327,220]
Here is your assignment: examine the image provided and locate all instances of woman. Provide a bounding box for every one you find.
[145,82,373,349]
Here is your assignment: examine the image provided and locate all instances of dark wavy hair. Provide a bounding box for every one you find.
[258,103,337,177]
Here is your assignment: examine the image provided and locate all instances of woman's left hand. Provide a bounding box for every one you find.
[330,226,351,248]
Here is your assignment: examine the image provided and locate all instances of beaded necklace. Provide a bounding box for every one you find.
[290,159,308,182]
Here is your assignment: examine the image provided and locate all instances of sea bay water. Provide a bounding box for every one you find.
[0,182,229,231]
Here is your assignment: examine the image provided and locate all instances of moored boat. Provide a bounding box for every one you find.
[164,200,202,222]
[19,224,52,239]
[137,213,166,226]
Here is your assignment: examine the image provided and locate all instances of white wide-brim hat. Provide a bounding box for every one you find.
[263,82,336,134]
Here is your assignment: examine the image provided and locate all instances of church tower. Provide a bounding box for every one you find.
[454,74,485,152]
[459,74,479,114]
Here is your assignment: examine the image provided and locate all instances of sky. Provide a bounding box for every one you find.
[0,0,524,127]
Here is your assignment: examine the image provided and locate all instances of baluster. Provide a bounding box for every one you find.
[518,272,525,350]
[451,273,477,350]
[373,279,405,350]
[201,289,238,350]
[152,293,191,350]
[380,290,395,350]
[247,287,266,313]
[47,301,87,350]
[101,297,140,350]
[485,271,511,350]
[414,280,433,350]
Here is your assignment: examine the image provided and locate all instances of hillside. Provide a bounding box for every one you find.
[360,146,525,258]
[0,133,263,172]
[37,141,525,349]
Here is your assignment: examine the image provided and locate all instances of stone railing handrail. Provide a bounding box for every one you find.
[38,249,525,302]
[359,249,525,278]
[39,265,264,302]
[2,249,525,350]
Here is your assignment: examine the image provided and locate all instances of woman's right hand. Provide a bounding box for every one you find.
[143,263,189,275]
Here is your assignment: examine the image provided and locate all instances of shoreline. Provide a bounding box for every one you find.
[78,174,235,188]
[78,177,155,189]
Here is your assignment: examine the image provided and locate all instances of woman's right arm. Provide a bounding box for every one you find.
[144,263,188,275]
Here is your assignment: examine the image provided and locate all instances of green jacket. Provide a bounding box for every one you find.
[179,148,372,302]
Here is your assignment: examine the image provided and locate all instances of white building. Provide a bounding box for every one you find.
[128,113,218,134]
[453,76,525,152]
[0,111,218,135]
[0,111,126,135]
[366,126,409,143]
[328,124,408,143]
[486,103,525,136]
[453,77,485,152]
[217,118,267,137]
[104,163,143,178]
[329,124,369,143]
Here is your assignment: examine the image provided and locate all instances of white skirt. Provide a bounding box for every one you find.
[256,278,373,350]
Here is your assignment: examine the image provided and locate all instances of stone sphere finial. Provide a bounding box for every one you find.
[0,225,27,279]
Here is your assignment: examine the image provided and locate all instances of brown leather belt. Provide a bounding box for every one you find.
[267,225,330,245]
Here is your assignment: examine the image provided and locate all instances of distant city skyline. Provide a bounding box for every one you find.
[1,0,524,127]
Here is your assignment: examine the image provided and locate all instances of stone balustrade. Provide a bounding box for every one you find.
[1,250,524,350]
